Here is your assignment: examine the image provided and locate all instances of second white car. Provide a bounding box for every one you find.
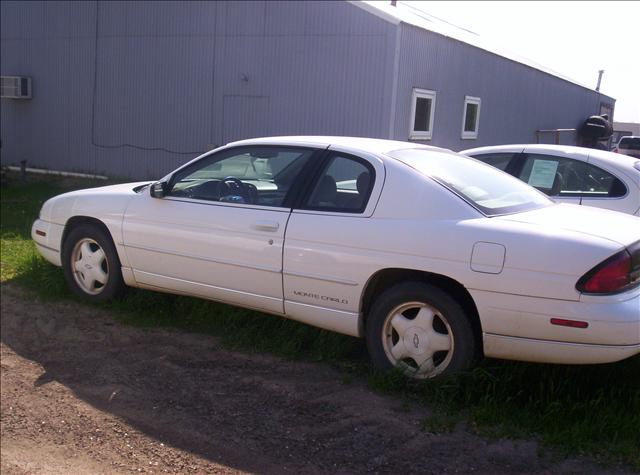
[461,144,640,216]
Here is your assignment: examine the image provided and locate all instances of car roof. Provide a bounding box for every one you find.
[227,135,448,156]
[461,143,639,166]
[461,143,595,155]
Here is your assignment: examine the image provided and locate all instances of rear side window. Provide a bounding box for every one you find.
[304,154,374,213]
[387,148,551,216]
[518,154,627,198]
[619,137,640,150]
[471,153,515,172]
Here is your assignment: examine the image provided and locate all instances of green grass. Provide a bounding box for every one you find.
[2,172,639,470]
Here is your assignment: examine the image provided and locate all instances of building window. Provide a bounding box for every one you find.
[410,88,436,140]
[461,96,481,139]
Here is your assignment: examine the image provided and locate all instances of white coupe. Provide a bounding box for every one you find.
[32,137,640,379]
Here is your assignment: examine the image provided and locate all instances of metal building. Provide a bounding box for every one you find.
[0,1,615,179]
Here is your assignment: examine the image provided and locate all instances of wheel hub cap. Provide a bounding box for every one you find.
[70,238,108,295]
[382,301,454,379]
[404,327,429,355]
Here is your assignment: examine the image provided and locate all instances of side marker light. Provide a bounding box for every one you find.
[550,318,589,329]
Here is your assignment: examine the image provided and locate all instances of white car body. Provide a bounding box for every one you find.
[613,136,640,159]
[461,144,640,216]
[32,137,640,376]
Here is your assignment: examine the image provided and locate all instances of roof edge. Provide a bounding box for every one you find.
[349,1,616,101]
[348,0,401,25]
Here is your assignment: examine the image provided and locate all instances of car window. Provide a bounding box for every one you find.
[470,153,515,172]
[387,148,551,216]
[168,146,314,207]
[619,137,640,150]
[304,154,374,213]
[518,154,627,198]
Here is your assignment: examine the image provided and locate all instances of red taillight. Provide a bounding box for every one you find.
[576,251,631,294]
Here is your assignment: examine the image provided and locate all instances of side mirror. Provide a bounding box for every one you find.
[150,181,168,198]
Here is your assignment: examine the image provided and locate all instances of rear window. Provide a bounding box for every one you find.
[387,148,551,216]
[619,137,640,150]
[470,153,514,171]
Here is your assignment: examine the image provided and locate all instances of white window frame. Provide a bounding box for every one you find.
[409,88,436,140]
[461,96,481,139]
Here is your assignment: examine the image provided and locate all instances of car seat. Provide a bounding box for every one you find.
[310,175,337,208]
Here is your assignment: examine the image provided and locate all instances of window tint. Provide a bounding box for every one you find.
[472,153,514,172]
[518,154,627,198]
[305,154,374,213]
[169,147,313,207]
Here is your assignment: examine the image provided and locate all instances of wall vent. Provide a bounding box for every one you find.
[1,76,32,99]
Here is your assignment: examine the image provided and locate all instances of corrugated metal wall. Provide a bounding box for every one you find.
[392,24,614,150]
[1,1,395,179]
[1,1,614,179]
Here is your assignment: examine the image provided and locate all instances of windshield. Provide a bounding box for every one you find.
[619,137,640,150]
[387,148,552,216]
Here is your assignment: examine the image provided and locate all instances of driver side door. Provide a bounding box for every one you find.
[122,145,317,314]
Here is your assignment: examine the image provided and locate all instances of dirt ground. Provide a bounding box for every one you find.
[0,284,629,474]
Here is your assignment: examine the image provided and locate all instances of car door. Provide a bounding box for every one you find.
[282,147,385,337]
[122,145,318,314]
[513,152,582,205]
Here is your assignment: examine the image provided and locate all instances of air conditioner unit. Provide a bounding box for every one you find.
[1,76,32,99]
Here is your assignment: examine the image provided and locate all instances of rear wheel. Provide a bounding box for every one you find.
[366,282,478,379]
[62,224,125,301]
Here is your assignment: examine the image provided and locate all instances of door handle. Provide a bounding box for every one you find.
[252,220,280,232]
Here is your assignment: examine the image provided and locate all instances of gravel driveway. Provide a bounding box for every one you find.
[0,284,626,474]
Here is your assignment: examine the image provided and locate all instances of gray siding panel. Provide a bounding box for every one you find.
[1,1,613,179]
[1,0,393,179]
[393,24,613,150]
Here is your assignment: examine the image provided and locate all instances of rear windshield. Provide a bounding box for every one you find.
[619,137,640,150]
[387,148,552,216]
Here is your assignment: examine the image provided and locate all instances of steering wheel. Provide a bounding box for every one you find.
[221,176,251,203]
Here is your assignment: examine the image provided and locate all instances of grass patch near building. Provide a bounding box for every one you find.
[1,172,638,470]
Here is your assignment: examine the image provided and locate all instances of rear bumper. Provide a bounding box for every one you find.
[31,219,64,267]
[472,288,640,364]
[483,333,640,364]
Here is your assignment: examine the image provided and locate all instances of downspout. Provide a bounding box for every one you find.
[388,24,401,139]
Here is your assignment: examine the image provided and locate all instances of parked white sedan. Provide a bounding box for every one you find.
[32,137,640,379]
[461,144,640,215]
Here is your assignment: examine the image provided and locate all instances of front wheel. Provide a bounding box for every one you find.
[366,282,479,379]
[62,224,125,301]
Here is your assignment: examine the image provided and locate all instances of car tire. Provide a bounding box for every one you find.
[366,282,478,379]
[62,223,125,302]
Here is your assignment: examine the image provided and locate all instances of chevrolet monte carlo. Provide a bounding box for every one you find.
[32,137,640,378]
